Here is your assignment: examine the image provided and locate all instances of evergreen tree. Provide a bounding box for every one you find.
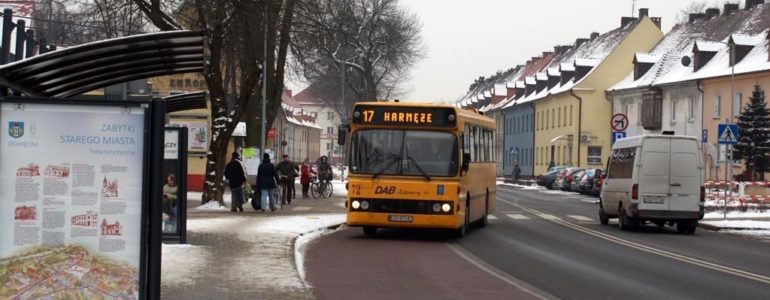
[733,85,770,180]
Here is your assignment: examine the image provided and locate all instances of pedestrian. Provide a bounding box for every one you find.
[224,151,247,212]
[318,155,333,184]
[257,153,280,211]
[276,154,297,205]
[513,163,521,182]
[300,159,316,198]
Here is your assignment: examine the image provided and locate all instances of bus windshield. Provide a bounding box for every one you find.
[350,129,458,177]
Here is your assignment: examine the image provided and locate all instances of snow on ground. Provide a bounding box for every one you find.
[161,244,210,286]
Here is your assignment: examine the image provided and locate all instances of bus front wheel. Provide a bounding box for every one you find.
[363,226,377,236]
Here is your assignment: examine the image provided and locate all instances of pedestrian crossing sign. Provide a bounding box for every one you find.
[717,124,738,145]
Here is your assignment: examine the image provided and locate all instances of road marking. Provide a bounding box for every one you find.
[488,215,498,220]
[506,214,530,220]
[536,213,561,221]
[447,244,557,300]
[567,215,593,222]
[292,206,312,211]
[497,197,770,285]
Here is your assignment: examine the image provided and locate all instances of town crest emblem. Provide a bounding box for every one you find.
[9,121,24,138]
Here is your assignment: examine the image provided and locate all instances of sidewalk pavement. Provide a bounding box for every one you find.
[161,181,348,299]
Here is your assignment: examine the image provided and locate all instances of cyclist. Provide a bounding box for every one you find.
[276,154,297,205]
[318,155,333,186]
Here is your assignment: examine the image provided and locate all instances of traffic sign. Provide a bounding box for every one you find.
[611,131,626,144]
[717,124,738,145]
[611,113,628,132]
[509,147,519,155]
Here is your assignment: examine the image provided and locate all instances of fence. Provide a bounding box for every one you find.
[704,181,770,205]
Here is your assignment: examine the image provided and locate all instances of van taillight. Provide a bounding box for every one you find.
[700,186,705,202]
[631,184,638,200]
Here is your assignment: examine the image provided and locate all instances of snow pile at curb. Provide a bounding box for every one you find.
[294,224,346,287]
[190,201,230,211]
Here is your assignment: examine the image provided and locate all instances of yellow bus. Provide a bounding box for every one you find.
[339,101,497,237]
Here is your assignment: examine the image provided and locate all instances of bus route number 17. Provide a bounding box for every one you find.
[363,110,375,122]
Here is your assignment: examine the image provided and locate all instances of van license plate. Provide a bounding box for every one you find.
[388,215,413,223]
[643,196,665,204]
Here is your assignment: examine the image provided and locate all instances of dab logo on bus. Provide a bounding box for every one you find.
[374,186,397,194]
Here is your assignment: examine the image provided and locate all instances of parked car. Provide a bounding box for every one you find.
[591,170,605,197]
[570,170,586,192]
[548,165,569,173]
[579,169,599,195]
[537,169,562,189]
[553,168,573,190]
[561,168,584,191]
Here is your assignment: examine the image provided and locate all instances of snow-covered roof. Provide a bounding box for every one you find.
[525,76,536,85]
[574,58,599,67]
[547,67,561,77]
[609,5,770,92]
[515,81,526,88]
[560,63,575,72]
[484,90,492,98]
[694,40,725,52]
[730,33,765,46]
[634,53,661,64]
[536,72,548,81]
[494,84,507,96]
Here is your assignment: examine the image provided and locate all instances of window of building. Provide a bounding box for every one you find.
[688,96,696,120]
[671,99,677,121]
[328,111,335,121]
[569,105,573,126]
[557,107,561,128]
[546,110,550,129]
[733,92,743,117]
[587,146,602,165]
[169,79,175,87]
[551,108,556,128]
[562,106,567,127]
[713,95,721,118]
[327,127,334,134]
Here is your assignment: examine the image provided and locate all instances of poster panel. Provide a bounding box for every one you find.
[162,129,180,235]
[169,117,207,154]
[0,101,146,299]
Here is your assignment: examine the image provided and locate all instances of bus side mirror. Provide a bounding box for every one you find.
[337,124,348,146]
[461,153,470,172]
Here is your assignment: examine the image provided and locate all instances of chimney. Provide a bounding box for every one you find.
[639,8,649,18]
[621,17,638,27]
[688,13,706,23]
[590,32,599,40]
[705,8,720,20]
[723,3,739,15]
[650,17,662,29]
[746,0,764,10]
[575,38,589,48]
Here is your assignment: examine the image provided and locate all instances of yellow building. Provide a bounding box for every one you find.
[532,15,663,175]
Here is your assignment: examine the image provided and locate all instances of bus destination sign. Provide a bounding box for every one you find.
[352,105,456,128]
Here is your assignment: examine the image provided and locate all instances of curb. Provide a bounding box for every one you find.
[698,222,721,231]
[291,220,347,290]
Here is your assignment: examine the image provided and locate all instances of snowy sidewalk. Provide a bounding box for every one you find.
[160,181,348,299]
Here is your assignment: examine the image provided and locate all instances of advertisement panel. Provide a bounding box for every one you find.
[0,101,147,299]
[162,127,187,243]
[169,117,207,154]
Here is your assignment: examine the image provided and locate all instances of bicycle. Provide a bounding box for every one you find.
[310,175,333,199]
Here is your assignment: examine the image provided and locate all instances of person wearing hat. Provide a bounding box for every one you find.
[276,154,298,205]
[257,153,280,211]
[224,151,247,212]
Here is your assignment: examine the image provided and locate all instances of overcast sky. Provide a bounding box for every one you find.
[399,0,720,103]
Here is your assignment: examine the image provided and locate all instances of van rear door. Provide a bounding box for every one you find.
[638,137,670,211]
[668,138,700,213]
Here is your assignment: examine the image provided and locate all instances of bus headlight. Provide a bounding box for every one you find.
[432,203,441,212]
[352,200,361,209]
[442,203,451,212]
[361,200,370,210]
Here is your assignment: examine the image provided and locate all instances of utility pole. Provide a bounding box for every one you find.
[260,0,268,159]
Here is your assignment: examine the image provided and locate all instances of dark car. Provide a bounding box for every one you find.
[579,169,600,195]
[570,170,586,192]
[561,168,584,191]
[537,169,562,189]
[591,169,606,197]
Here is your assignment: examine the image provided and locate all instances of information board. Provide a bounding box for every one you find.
[0,101,147,299]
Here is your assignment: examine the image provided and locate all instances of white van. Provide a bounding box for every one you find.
[599,133,704,234]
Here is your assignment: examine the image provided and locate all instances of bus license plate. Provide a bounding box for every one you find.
[388,215,413,223]
[643,196,665,204]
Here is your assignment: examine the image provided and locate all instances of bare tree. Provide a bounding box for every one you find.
[291,0,425,118]
[133,0,298,204]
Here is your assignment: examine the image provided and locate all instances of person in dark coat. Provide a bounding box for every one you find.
[257,153,280,211]
[224,152,247,212]
[276,154,297,205]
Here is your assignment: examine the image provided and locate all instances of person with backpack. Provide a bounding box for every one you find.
[257,153,280,211]
[224,151,247,212]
